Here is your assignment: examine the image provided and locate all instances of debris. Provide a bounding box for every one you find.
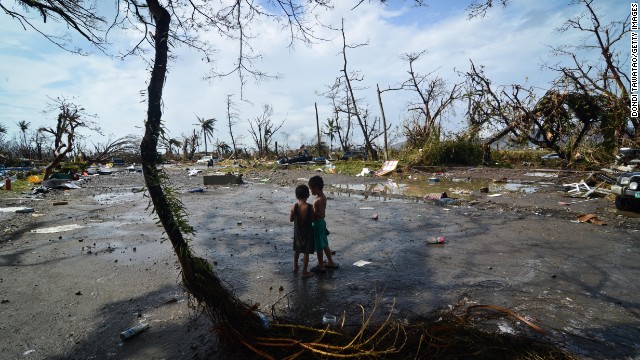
[30,224,85,234]
[188,188,204,193]
[278,286,284,291]
[576,213,607,226]
[42,179,81,189]
[359,207,374,210]
[479,187,489,193]
[356,168,373,177]
[558,202,570,206]
[374,160,399,177]
[322,313,337,325]
[423,192,448,200]
[22,349,36,355]
[237,221,242,226]
[255,311,271,328]
[371,213,379,220]
[53,201,69,206]
[487,194,503,197]
[428,177,440,183]
[120,323,150,341]
[75,291,82,296]
[1,299,9,304]
[353,260,371,267]
[188,169,202,177]
[426,236,446,244]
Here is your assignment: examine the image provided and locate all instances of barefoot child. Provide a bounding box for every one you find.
[290,185,314,278]
[308,175,338,272]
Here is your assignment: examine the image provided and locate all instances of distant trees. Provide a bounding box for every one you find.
[248,104,284,157]
[394,51,461,147]
[39,98,96,180]
[195,115,216,156]
[464,0,633,162]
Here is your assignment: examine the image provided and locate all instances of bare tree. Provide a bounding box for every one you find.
[187,129,199,160]
[225,94,241,159]
[248,104,284,157]
[548,0,634,148]
[339,18,378,160]
[39,98,96,179]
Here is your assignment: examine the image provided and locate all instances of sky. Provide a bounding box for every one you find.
[0,0,629,153]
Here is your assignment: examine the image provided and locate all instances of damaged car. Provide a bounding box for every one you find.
[611,172,640,212]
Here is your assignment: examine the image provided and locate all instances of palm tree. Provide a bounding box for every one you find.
[169,138,182,155]
[16,120,30,158]
[195,115,216,156]
[324,118,339,154]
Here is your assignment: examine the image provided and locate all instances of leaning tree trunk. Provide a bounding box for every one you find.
[140,0,262,348]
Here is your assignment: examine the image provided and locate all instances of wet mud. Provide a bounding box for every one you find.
[1,167,639,359]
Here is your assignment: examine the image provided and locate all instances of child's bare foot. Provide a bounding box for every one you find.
[301,271,314,278]
[324,261,339,269]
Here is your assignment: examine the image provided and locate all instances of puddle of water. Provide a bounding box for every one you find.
[30,224,86,233]
[524,172,558,178]
[93,191,142,205]
[331,178,540,197]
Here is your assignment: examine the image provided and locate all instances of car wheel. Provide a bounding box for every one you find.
[615,195,630,211]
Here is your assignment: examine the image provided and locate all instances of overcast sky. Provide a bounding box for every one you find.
[0,0,628,152]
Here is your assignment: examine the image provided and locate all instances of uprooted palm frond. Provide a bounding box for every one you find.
[223,298,573,360]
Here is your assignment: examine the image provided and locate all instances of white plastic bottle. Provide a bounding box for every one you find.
[120,323,150,341]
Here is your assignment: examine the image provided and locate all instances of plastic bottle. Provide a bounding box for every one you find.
[426,236,445,244]
[120,323,150,341]
[255,311,270,328]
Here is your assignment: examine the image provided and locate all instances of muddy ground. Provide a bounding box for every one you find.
[0,164,639,359]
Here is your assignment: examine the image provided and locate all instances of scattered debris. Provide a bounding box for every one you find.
[423,192,448,200]
[75,291,82,296]
[576,213,607,226]
[374,160,399,177]
[22,349,36,355]
[356,168,373,177]
[479,187,489,193]
[359,207,375,210]
[353,260,371,267]
[188,169,202,177]
[53,201,69,206]
[428,177,440,183]
[487,194,503,197]
[188,188,204,193]
[371,213,379,220]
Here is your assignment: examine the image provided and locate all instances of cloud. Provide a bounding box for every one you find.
[0,0,627,150]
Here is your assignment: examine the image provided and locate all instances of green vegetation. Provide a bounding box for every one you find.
[402,135,483,167]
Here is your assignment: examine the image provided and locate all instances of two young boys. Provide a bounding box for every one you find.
[290,175,337,278]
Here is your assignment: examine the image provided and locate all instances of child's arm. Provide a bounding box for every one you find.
[290,204,295,222]
[312,198,326,219]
